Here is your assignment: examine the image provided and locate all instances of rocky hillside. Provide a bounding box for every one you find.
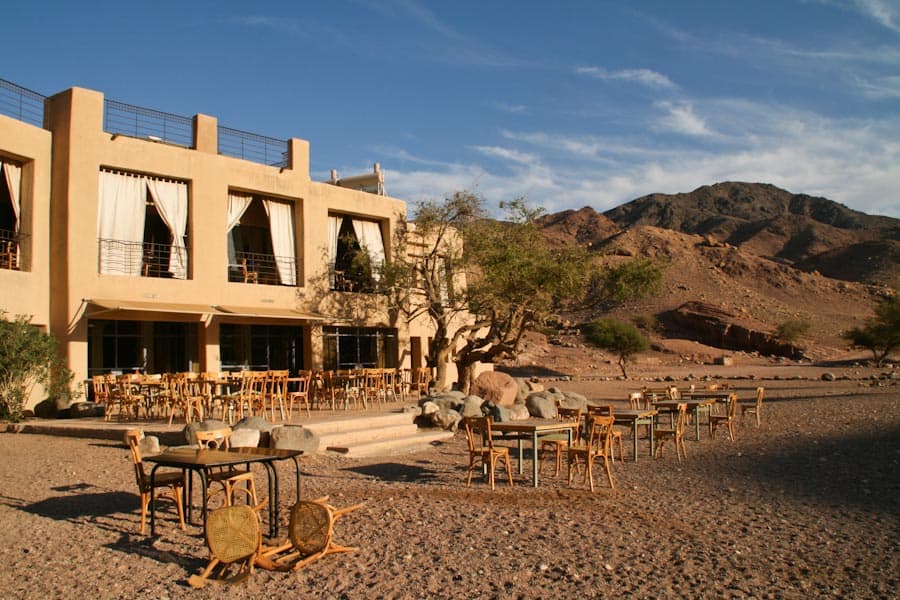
[532,182,897,362]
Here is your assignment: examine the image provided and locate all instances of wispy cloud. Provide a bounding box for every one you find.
[576,66,677,89]
[470,146,538,165]
[654,101,715,137]
[812,0,900,34]
[492,101,528,114]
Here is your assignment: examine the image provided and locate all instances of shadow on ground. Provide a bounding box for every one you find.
[344,461,443,484]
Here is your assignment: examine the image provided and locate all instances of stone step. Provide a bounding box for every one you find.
[313,423,420,448]
[324,430,455,458]
[302,410,417,436]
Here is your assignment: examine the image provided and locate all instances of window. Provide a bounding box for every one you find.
[322,326,398,370]
[0,159,22,270]
[87,319,198,376]
[227,191,297,286]
[219,324,305,375]
[327,214,385,292]
[97,169,189,279]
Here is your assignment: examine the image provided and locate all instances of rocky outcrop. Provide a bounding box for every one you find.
[661,301,804,359]
[470,371,519,407]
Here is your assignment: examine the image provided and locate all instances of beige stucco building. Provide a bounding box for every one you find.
[0,80,453,409]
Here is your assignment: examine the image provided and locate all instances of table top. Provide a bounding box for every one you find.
[686,390,733,400]
[653,397,719,408]
[490,421,579,434]
[145,447,301,469]
[612,408,658,419]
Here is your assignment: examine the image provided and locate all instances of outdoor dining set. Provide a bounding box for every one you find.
[92,367,433,425]
[464,384,766,492]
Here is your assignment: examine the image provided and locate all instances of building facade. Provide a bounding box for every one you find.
[0,80,450,408]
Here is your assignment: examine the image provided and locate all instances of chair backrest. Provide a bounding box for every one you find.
[557,407,583,441]
[124,429,147,487]
[628,391,644,409]
[462,416,496,452]
[196,427,233,450]
[294,370,312,394]
[673,403,687,433]
[725,393,738,417]
[586,415,615,455]
[667,386,681,400]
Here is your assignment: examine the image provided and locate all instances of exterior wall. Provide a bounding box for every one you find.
[0,114,52,329]
[42,86,411,385]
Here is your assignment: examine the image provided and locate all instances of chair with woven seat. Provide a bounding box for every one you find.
[260,496,363,572]
[195,427,258,509]
[124,429,185,535]
[740,386,765,427]
[654,402,687,461]
[539,407,582,477]
[709,393,738,441]
[567,414,615,492]
[462,416,514,489]
[586,405,625,462]
[187,501,267,588]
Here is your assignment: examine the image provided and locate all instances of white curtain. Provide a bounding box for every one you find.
[263,199,296,286]
[327,215,342,287]
[351,218,386,281]
[97,170,146,275]
[226,191,253,265]
[2,162,21,232]
[146,179,189,279]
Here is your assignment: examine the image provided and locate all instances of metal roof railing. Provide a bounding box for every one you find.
[0,78,46,127]
[218,125,289,168]
[103,99,194,147]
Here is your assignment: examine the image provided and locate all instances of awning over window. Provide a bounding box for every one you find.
[84,299,324,321]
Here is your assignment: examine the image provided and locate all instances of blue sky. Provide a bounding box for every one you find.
[7,1,900,217]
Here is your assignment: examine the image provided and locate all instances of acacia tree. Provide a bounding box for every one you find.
[842,295,900,366]
[583,318,649,378]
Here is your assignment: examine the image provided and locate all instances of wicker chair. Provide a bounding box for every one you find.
[188,503,265,588]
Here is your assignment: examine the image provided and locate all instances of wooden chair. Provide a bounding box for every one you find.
[539,407,582,477]
[409,367,431,401]
[240,258,258,284]
[124,429,185,535]
[654,403,687,461]
[740,387,765,427]
[195,427,258,509]
[586,405,625,462]
[462,416,514,489]
[187,502,267,588]
[265,370,289,421]
[260,496,363,572]
[286,370,313,418]
[709,393,738,441]
[169,373,205,425]
[567,415,615,492]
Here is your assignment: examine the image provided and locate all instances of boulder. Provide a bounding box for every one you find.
[270,425,320,455]
[483,402,512,423]
[420,401,440,416]
[821,372,836,381]
[459,395,486,418]
[508,404,531,421]
[229,428,261,448]
[139,434,161,456]
[559,391,588,412]
[525,392,558,419]
[68,402,104,418]
[427,393,463,412]
[430,408,462,432]
[182,419,229,445]
[471,371,519,407]
[233,416,274,446]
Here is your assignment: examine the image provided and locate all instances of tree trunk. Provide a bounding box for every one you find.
[618,356,629,378]
[455,361,478,395]
[432,344,453,392]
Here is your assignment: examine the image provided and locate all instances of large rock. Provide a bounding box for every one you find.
[483,402,512,423]
[459,395,485,418]
[233,416,274,446]
[508,404,531,421]
[182,419,229,445]
[525,392,558,419]
[559,391,588,412]
[470,372,519,407]
[229,428,261,448]
[430,408,462,432]
[269,425,320,455]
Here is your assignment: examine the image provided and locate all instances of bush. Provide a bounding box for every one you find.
[583,318,649,378]
[776,319,811,343]
[0,313,75,421]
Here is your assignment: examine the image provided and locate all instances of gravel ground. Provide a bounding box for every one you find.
[0,372,898,599]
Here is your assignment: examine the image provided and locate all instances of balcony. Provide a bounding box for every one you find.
[97,238,189,279]
[229,251,297,286]
[0,78,45,127]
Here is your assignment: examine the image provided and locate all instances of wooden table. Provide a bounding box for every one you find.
[145,446,302,537]
[612,408,658,461]
[653,396,721,440]
[489,421,579,488]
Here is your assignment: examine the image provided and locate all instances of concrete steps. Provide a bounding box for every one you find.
[304,411,454,457]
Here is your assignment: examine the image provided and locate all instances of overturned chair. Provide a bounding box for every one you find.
[188,496,363,587]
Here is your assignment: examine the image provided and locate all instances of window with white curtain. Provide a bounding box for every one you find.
[328,213,386,293]
[227,191,298,286]
[97,169,189,278]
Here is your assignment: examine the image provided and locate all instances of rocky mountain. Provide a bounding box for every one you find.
[533,182,897,361]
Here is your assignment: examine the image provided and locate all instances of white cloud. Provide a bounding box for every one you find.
[470,146,538,165]
[654,102,715,137]
[492,101,528,114]
[858,75,900,99]
[576,66,677,89]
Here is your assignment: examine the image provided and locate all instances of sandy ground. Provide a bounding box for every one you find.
[0,367,898,599]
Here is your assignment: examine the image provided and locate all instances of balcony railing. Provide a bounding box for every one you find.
[0,228,24,270]
[0,78,45,127]
[218,126,289,168]
[328,262,379,294]
[97,238,189,279]
[103,99,194,147]
[229,251,296,286]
